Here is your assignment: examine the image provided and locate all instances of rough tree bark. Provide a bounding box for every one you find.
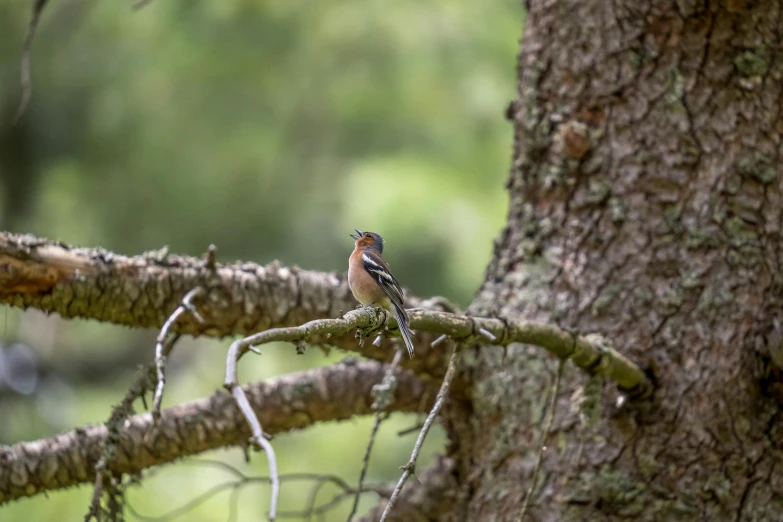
[444,1,783,521]
[0,361,434,504]
[3,1,783,521]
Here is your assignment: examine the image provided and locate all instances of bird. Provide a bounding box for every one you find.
[348,229,415,358]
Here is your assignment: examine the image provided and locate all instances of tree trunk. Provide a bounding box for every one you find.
[5,2,783,520]
[449,1,783,520]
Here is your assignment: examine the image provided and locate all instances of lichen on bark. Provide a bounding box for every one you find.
[447,1,783,520]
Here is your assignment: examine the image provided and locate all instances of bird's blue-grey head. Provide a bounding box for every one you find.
[350,229,384,253]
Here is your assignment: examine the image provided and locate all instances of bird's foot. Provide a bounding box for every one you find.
[356,305,387,340]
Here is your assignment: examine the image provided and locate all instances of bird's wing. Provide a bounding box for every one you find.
[361,250,405,309]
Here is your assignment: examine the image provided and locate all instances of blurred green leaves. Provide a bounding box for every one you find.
[0,0,522,520]
[1,0,521,305]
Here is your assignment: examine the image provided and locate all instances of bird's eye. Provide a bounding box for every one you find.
[365,233,371,238]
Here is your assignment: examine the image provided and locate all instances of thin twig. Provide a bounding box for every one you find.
[304,480,331,522]
[86,333,180,522]
[518,358,565,521]
[227,485,241,522]
[125,465,378,522]
[132,0,153,10]
[224,377,279,521]
[560,437,585,493]
[16,0,48,123]
[85,463,104,522]
[430,334,448,347]
[221,307,390,519]
[223,328,282,521]
[396,423,425,437]
[257,436,279,520]
[287,491,355,519]
[345,413,386,520]
[379,345,460,522]
[152,287,204,419]
[106,474,124,522]
[128,480,241,522]
[346,351,403,522]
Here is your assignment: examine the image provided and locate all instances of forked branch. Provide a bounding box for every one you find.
[223,305,651,521]
[152,287,205,419]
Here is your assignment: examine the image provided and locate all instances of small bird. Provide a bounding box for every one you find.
[348,229,415,358]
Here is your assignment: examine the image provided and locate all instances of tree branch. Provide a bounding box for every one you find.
[518,358,565,521]
[0,231,378,340]
[219,304,651,405]
[15,0,49,122]
[380,344,460,522]
[0,232,459,371]
[347,350,403,522]
[152,287,204,419]
[0,231,651,391]
[357,455,460,522]
[0,361,434,504]
[413,309,650,396]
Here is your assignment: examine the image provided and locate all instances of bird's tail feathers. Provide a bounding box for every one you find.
[393,306,415,358]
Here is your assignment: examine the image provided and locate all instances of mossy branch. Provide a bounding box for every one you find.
[220,305,651,520]
[225,306,652,403]
[0,361,433,504]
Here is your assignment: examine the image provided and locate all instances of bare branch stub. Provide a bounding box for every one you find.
[478,327,497,342]
[204,244,218,272]
[430,334,448,347]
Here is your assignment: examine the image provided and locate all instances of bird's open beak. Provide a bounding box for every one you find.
[350,229,363,240]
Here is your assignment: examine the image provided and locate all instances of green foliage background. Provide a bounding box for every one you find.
[0,0,522,520]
